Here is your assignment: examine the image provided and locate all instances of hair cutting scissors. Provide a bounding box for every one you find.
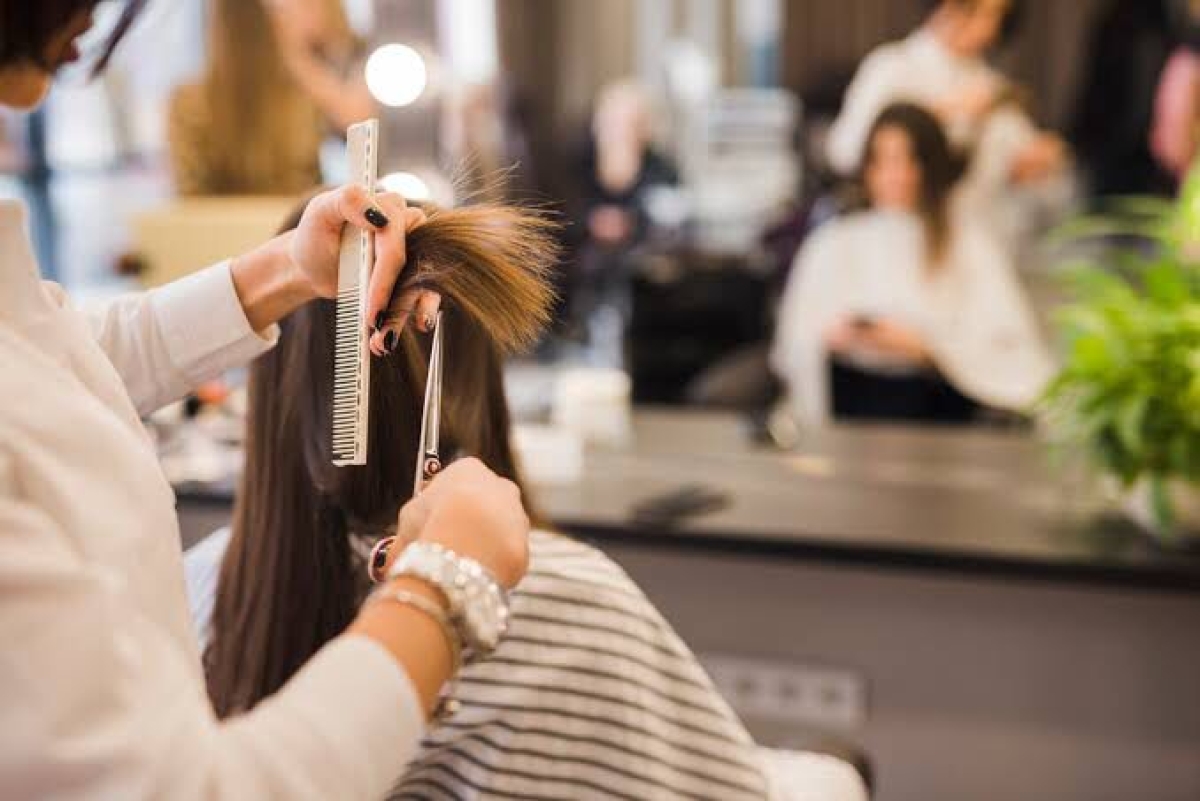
[414,310,444,496]
[369,310,444,583]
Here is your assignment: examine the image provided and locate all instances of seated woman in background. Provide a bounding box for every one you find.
[185,200,867,800]
[771,103,1054,427]
[826,0,1071,252]
[169,0,374,196]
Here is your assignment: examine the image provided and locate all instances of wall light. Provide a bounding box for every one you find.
[379,171,432,201]
[365,44,428,108]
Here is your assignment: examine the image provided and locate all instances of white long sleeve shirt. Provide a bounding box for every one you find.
[825,29,1024,176]
[0,199,423,800]
[825,29,1079,254]
[770,209,1055,426]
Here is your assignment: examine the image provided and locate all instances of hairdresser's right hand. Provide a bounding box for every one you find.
[391,458,531,590]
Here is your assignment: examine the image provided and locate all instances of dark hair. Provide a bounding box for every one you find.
[0,0,145,73]
[1168,0,1200,51]
[862,102,964,267]
[204,199,560,716]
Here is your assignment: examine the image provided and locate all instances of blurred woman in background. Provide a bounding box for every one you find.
[168,0,374,195]
[827,0,1057,176]
[826,0,1070,250]
[575,81,678,251]
[772,103,1053,426]
[566,81,678,345]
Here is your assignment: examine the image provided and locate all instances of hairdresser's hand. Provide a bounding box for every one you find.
[349,456,527,719]
[287,185,441,342]
[934,79,999,126]
[1010,133,1066,185]
[389,458,531,590]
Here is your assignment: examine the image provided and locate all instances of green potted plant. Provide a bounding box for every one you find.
[1042,176,1200,542]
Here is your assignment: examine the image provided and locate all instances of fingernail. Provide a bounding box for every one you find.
[384,330,398,353]
[373,311,387,332]
[365,207,389,229]
[422,313,436,332]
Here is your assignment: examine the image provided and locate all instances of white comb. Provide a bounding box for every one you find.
[332,119,379,466]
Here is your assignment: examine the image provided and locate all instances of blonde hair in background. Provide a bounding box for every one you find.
[592,80,655,195]
[188,0,356,195]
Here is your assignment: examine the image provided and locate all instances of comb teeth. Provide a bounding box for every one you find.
[331,119,379,466]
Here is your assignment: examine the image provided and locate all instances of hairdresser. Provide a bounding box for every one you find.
[0,3,532,799]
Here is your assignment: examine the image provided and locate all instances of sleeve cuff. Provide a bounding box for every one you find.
[149,261,279,386]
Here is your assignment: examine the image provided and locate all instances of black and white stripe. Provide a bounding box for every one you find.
[385,531,769,801]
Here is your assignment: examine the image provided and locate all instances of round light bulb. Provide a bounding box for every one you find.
[379,172,432,201]
[365,44,428,107]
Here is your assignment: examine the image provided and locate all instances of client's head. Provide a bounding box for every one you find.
[205,197,559,716]
[862,102,962,264]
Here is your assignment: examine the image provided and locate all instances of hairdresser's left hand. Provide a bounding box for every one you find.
[288,185,441,346]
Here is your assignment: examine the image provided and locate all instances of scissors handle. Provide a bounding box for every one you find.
[420,451,443,484]
[413,311,445,497]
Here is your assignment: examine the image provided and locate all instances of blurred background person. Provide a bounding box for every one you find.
[168,0,374,196]
[564,80,678,350]
[577,81,677,251]
[824,0,1070,252]
[772,103,1053,426]
[826,0,1050,176]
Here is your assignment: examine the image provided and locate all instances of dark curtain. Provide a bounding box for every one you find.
[495,0,567,203]
[781,0,1110,130]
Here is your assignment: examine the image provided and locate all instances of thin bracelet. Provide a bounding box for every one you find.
[367,586,464,721]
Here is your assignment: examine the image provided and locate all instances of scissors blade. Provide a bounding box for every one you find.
[413,311,444,496]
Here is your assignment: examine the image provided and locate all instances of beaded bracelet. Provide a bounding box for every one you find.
[367,585,464,721]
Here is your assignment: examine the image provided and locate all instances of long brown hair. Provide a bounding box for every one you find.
[862,102,964,268]
[189,0,355,194]
[205,201,559,716]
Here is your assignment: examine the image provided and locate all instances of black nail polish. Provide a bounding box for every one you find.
[384,330,398,352]
[365,207,389,229]
[374,312,387,332]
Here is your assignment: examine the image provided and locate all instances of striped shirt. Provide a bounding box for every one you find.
[388,531,770,801]
[186,530,770,800]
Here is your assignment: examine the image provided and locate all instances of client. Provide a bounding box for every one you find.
[186,199,862,798]
[772,103,1054,426]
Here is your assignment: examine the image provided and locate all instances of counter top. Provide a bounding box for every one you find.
[175,409,1200,593]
